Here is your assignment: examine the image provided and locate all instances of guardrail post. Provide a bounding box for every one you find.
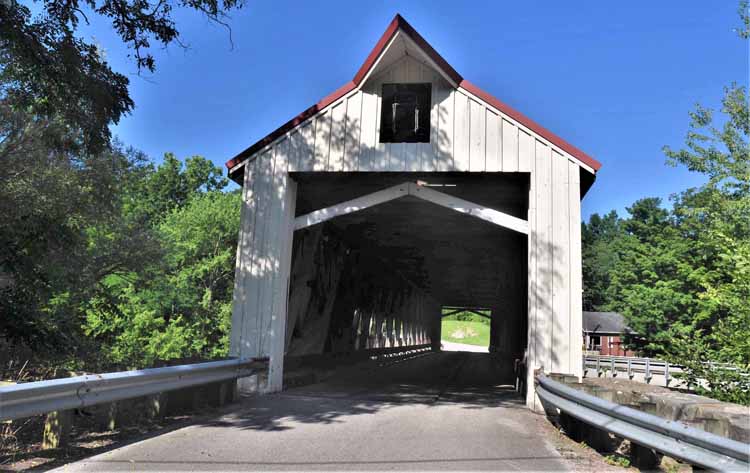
[596,356,601,377]
[664,362,670,386]
[611,358,616,377]
[207,380,236,407]
[583,388,619,453]
[631,443,661,469]
[645,358,652,383]
[627,359,633,379]
[42,410,72,449]
[99,401,119,431]
[145,392,168,419]
[559,413,584,442]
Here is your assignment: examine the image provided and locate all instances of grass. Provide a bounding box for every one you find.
[604,453,631,468]
[441,319,490,347]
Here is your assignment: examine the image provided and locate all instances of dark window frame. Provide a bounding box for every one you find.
[379,83,432,144]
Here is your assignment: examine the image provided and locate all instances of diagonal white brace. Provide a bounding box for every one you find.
[293,180,529,235]
[407,183,529,234]
[294,182,409,230]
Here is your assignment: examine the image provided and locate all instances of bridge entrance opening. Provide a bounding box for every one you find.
[283,173,529,387]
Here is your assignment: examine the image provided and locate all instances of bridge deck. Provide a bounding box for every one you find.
[55,352,573,471]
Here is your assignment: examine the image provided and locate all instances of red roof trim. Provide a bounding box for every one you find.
[394,15,462,85]
[459,80,602,171]
[226,14,600,179]
[224,81,356,171]
[352,16,402,85]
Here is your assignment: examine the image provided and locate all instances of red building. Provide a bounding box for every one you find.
[582,311,636,357]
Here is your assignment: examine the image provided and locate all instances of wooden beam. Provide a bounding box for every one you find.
[465,309,491,319]
[441,308,491,319]
[294,181,529,235]
[407,183,529,234]
[440,308,464,318]
[294,183,409,230]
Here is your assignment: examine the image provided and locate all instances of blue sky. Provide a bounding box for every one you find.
[74,1,748,219]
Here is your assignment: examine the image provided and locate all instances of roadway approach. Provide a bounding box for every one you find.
[54,351,590,472]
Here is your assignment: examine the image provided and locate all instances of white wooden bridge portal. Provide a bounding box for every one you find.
[226,14,601,410]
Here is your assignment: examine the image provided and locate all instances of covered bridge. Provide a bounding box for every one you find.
[226,14,601,410]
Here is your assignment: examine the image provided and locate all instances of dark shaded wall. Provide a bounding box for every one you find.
[286,225,439,356]
[489,235,528,374]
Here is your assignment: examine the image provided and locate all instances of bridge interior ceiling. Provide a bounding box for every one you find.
[293,173,528,310]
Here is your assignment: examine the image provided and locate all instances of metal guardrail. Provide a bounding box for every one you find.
[0,358,264,422]
[583,355,750,386]
[584,355,676,385]
[536,374,750,471]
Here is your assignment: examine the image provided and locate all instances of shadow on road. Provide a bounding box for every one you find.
[202,351,523,432]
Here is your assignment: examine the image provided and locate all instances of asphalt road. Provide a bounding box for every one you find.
[55,352,572,472]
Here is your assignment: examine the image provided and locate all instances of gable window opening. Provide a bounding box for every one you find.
[380,83,431,143]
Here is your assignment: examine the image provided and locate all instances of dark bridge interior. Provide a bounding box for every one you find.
[283,173,529,383]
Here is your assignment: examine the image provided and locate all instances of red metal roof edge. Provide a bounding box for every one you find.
[226,14,600,179]
[459,80,602,171]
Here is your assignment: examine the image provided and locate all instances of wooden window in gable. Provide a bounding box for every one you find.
[379,83,431,143]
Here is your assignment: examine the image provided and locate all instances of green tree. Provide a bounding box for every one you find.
[85,190,241,366]
[657,81,750,402]
[581,210,622,311]
[127,153,228,223]
[0,124,157,357]
[1,0,243,153]
[580,5,750,404]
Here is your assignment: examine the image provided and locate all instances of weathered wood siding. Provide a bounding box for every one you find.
[230,56,593,176]
[229,146,297,392]
[524,146,584,410]
[230,54,586,402]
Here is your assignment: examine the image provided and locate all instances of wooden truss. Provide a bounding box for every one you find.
[294,182,529,235]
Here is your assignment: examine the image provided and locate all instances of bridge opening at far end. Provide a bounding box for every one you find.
[440,306,491,353]
[282,172,529,389]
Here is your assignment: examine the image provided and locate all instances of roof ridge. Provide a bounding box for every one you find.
[226,14,601,176]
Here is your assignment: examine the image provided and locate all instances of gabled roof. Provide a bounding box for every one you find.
[583,311,632,334]
[225,14,602,180]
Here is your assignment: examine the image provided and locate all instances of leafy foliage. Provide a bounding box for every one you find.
[84,189,240,366]
[0,111,239,368]
[1,0,243,154]
[582,83,750,403]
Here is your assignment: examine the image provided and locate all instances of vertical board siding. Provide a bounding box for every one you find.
[253,150,278,356]
[258,146,293,372]
[568,161,583,375]
[298,122,315,171]
[421,68,437,171]
[502,119,518,172]
[518,130,533,173]
[242,151,273,358]
[453,91,470,171]
[230,159,258,357]
[238,54,590,177]
[313,111,331,171]
[534,141,553,372]
[287,131,300,172]
[469,99,485,172]
[231,52,591,395]
[525,146,538,409]
[485,110,500,172]
[329,102,346,171]
[373,83,388,171]
[551,150,570,373]
[343,91,362,171]
[436,86,454,171]
[359,89,378,171]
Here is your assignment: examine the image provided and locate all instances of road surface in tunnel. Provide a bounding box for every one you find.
[56,352,573,472]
